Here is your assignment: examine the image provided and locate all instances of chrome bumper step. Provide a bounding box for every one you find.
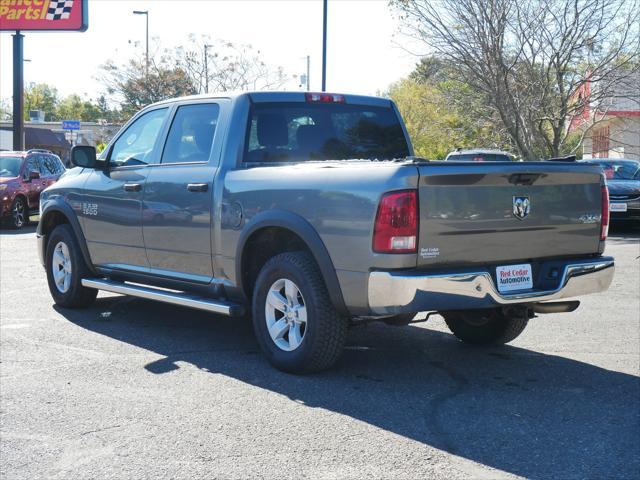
[81,278,244,317]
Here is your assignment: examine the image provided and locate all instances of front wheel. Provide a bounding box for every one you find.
[442,308,529,345]
[9,196,27,229]
[252,251,347,373]
[45,224,97,308]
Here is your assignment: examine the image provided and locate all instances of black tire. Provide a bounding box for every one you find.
[252,251,347,374]
[45,224,97,308]
[9,196,27,229]
[442,308,528,345]
[382,313,417,326]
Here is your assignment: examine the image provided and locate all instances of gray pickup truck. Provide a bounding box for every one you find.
[37,91,615,373]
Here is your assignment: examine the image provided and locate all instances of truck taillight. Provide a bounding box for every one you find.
[601,185,609,241]
[305,92,345,103]
[373,190,418,254]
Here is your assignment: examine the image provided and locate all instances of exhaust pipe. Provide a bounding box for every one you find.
[531,300,580,314]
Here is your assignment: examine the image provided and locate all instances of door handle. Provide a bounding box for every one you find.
[187,183,208,192]
[123,183,142,192]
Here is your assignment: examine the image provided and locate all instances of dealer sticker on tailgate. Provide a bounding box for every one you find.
[496,264,533,293]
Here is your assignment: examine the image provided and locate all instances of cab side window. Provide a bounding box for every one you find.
[109,108,169,167]
[161,104,220,164]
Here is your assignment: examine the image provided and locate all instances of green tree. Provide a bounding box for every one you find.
[388,76,512,159]
[24,83,59,121]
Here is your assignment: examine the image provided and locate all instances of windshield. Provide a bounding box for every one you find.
[447,153,514,162]
[0,156,23,177]
[244,102,410,162]
[590,160,640,180]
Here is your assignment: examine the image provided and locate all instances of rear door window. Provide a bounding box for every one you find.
[161,103,220,164]
[244,102,410,162]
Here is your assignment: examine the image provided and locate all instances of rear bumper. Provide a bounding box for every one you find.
[367,257,615,315]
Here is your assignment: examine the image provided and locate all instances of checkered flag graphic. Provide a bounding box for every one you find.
[46,0,73,20]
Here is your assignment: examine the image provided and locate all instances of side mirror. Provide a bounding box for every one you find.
[28,170,40,181]
[70,145,99,168]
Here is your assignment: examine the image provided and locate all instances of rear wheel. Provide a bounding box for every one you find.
[45,224,97,308]
[442,308,529,345]
[252,251,347,373]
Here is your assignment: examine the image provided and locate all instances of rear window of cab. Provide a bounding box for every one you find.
[244,102,410,163]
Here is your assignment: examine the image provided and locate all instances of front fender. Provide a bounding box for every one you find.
[38,199,96,275]
[235,209,348,316]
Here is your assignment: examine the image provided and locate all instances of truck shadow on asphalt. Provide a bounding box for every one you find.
[56,298,639,480]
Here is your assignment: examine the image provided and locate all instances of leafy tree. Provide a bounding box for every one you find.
[393,0,640,159]
[388,73,513,159]
[24,82,60,121]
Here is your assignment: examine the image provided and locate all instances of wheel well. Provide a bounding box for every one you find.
[13,193,27,206]
[241,227,311,299]
[40,210,70,237]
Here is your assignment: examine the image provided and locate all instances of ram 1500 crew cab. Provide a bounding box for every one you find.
[37,91,615,373]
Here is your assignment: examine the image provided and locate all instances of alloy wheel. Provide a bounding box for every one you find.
[51,241,72,293]
[264,278,308,352]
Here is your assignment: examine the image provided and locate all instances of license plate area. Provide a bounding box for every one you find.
[610,203,628,212]
[496,263,533,293]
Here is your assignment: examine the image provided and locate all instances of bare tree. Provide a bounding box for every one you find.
[100,44,197,117]
[175,35,287,94]
[393,0,640,159]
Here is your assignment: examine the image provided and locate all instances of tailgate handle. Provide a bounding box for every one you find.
[123,183,142,192]
[507,173,544,185]
[187,183,208,192]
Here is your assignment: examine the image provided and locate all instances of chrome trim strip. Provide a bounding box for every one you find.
[367,258,615,315]
[81,278,240,316]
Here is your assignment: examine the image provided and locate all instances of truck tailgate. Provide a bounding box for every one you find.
[416,162,603,268]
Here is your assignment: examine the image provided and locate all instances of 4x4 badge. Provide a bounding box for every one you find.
[513,196,530,220]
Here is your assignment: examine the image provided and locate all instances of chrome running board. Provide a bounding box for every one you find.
[81,278,244,317]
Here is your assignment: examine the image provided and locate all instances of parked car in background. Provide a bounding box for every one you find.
[579,158,640,223]
[445,149,517,162]
[0,149,66,229]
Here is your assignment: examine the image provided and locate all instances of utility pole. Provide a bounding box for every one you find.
[204,44,212,93]
[12,31,24,150]
[322,0,327,92]
[306,55,310,91]
[133,10,149,77]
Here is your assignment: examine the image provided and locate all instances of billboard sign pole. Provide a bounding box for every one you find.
[12,31,24,150]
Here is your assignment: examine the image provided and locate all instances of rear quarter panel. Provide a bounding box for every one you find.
[217,161,419,287]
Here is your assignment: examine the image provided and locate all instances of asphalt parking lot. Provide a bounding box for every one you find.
[1,224,638,480]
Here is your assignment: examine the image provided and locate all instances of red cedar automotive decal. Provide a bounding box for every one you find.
[0,0,88,31]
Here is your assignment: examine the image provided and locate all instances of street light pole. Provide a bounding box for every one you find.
[322,0,327,92]
[306,55,310,91]
[133,10,149,78]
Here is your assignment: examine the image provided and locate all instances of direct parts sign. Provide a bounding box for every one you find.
[0,0,87,31]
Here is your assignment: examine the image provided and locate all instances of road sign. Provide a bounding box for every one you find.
[0,0,88,32]
[62,120,80,130]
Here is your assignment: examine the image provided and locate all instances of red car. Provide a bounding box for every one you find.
[0,149,66,229]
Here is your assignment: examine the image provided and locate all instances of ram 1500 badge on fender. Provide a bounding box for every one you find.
[37,91,615,373]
